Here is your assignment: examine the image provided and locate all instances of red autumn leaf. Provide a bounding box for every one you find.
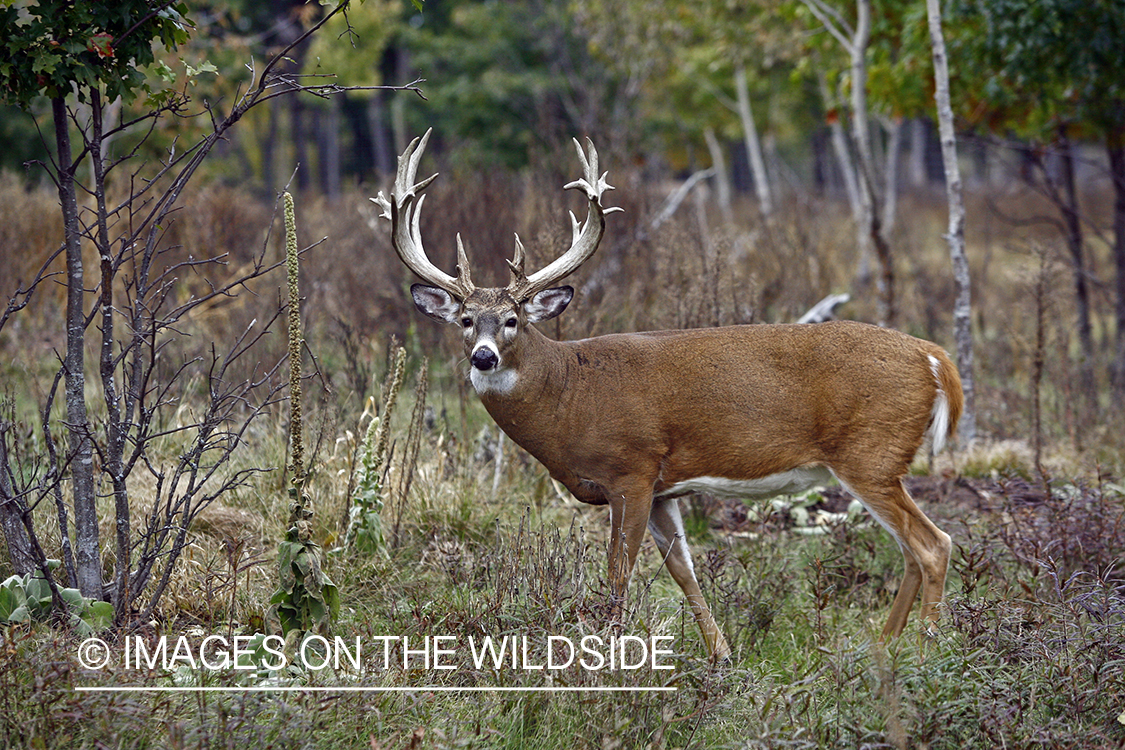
[87,33,114,59]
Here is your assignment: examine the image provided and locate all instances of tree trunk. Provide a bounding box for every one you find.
[801,0,890,315]
[851,1,876,284]
[881,117,903,237]
[319,97,342,199]
[0,430,34,575]
[816,66,863,221]
[263,96,279,190]
[909,117,928,188]
[703,127,733,224]
[851,0,895,326]
[53,96,102,598]
[1056,126,1096,420]
[927,0,976,445]
[734,65,773,217]
[1109,130,1125,398]
[92,93,131,616]
[292,96,310,192]
[368,94,394,175]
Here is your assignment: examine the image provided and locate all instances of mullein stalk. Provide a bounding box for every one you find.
[272,191,338,637]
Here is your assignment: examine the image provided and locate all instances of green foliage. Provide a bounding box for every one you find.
[400,0,594,167]
[0,566,113,635]
[947,0,1125,136]
[344,345,406,556]
[0,102,49,170]
[270,526,340,634]
[641,0,785,142]
[0,0,193,107]
[346,418,390,554]
[865,0,936,118]
[789,0,936,121]
[306,0,399,89]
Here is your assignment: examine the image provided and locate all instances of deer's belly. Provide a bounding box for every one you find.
[654,466,833,501]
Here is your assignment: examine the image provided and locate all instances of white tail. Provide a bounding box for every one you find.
[375,132,963,661]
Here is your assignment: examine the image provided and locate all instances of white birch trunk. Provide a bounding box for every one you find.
[909,117,928,188]
[881,116,903,237]
[735,65,773,217]
[703,127,733,224]
[816,67,863,220]
[927,0,976,444]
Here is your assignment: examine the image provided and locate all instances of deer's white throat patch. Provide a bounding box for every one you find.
[656,466,834,500]
[470,366,519,395]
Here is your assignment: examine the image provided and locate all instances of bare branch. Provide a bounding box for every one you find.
[802,0,855,53]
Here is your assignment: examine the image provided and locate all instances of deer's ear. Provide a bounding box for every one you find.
[524,286,573,323]
[411,284,461,324]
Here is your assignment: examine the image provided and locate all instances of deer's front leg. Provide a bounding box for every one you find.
[648,496,732,661]
[606,481,654,628]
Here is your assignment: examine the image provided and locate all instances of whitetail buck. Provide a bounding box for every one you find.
[374,130,963,660]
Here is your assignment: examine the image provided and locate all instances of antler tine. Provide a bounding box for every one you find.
[454,234,474,292]
[372,128,474,299]
[505,234,529,293]
[507,137,623,301]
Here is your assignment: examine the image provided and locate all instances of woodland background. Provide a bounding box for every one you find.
[0,0,1123,748]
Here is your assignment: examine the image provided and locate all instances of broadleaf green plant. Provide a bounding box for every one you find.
[0,565,114,635]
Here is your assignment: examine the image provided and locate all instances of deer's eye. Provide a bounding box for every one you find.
[505,318,518,328]
[461,318,473,329]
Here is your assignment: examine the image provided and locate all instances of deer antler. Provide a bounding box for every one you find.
[506,137,623,302]
[373,129,475,299]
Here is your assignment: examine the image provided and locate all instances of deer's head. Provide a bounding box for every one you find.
[373,130,621,391]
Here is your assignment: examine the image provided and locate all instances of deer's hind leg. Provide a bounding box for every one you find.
[835,472,951,638]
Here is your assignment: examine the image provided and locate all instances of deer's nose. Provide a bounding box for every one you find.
[471,348,498,371]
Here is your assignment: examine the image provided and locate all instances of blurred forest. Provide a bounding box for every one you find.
[2,0,1124,472]
[4,0,1121,407]
[0,1,1122,490]
[0,0,1118,197]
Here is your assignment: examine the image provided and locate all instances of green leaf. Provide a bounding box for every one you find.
[84,601,115,630]
[25,576,52,610]
[184,61,217,77]
[151,60,174,84]
[293,550,311,577]
[322,580,340,619]
[0,584,27,622]
[6,604,31,623]
[59,587,86,612]
[276,540,299,567]
[69,614,94,637]
[31,55,59,75]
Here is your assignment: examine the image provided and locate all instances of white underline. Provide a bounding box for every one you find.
[76,685,676,693]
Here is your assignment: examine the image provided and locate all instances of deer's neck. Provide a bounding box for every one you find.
[474,327,576,457]
[475,326,565,405]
